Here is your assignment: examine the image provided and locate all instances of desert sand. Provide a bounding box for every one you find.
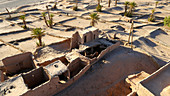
[0,0,169,96]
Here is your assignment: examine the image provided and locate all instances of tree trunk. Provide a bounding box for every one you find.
[38,36,42,46]
[76,0,78,7]
[53,2,57,9]
[6,8,11,19]
[115,0,117,6]
[108,0,111,7]
[43,16,49,27]
[128,20,134,44]
[131,21,134,49]
[46,6,51,20]
[51,17,53,27]
[98,0,100,6]
[91,19,95,26]
[128,29,132,44]
[128,6,133,16]
[50,20,53,28]
[23,19,27,28]
[125,5,127,13]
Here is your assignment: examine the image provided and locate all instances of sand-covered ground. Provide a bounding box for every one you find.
[55,46,159,96]
[0,0,49,12]
[0,0,169,95]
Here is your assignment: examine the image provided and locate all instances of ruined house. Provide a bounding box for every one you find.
[70,27,99,49]
[1,52,36,82]
[126,63,170,96]
[0,27,121,96]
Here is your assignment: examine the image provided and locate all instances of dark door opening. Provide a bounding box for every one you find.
[84,36,87,43]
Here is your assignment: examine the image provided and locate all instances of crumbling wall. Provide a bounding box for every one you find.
[38,56,69,66]
[68,58,86,78]
[22,67,49,89]
[71,58,90,80]
[22,77,61,96]
[138,63,170,96]
[70,32,80,49]
[97,42,120,60]
[22,58,90,96]
[71,27,100,49]
[97,47,110,60]
[79,31,93,44]
[49,38,71,51]
[91,28,99,40]
[137,83,154,96]
[109,41,120,52]
[2,52,36,76]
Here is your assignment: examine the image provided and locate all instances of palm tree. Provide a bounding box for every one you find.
[19,15,27,29]
[53,1,57,9]
[31,28,45,47]
[48,14,54,28]
[46,6,51,20]
[96,0,102,12]
[90,13,99,26]
[127,2,137,17]
[148,9,155,22]
[163,16,170,27]
[124,1,129,15]
[155,1,159,8]
[42,12,49,27]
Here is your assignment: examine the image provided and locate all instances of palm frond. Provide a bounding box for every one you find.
[19,15,26,20]
[41,12,46,17]
[125,1,129,5]
[31,28,45,38]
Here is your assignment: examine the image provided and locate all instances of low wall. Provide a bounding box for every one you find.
[49,38,71,51]
[22,67,50,89]
[37,56,68,67]
[22,58,90,96]
[137,83,154,96]
[2,52,36,76]
[91,41,120,64]
[70,32,80,49]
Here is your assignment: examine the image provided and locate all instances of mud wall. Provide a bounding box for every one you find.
[139,63,170,96]
[79,31,93,44]
[137,83,154,96]
[67,58,85,78]
[71,61,90,81]
[49,38,71,51]
[22,59,90,96]
[22,76,62,96]
[92,29,99,40]
[2,52,35,75]
[96,42,120,62]
[22,67,49,89]
[38,56,68,67]
[70,32,80,49]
